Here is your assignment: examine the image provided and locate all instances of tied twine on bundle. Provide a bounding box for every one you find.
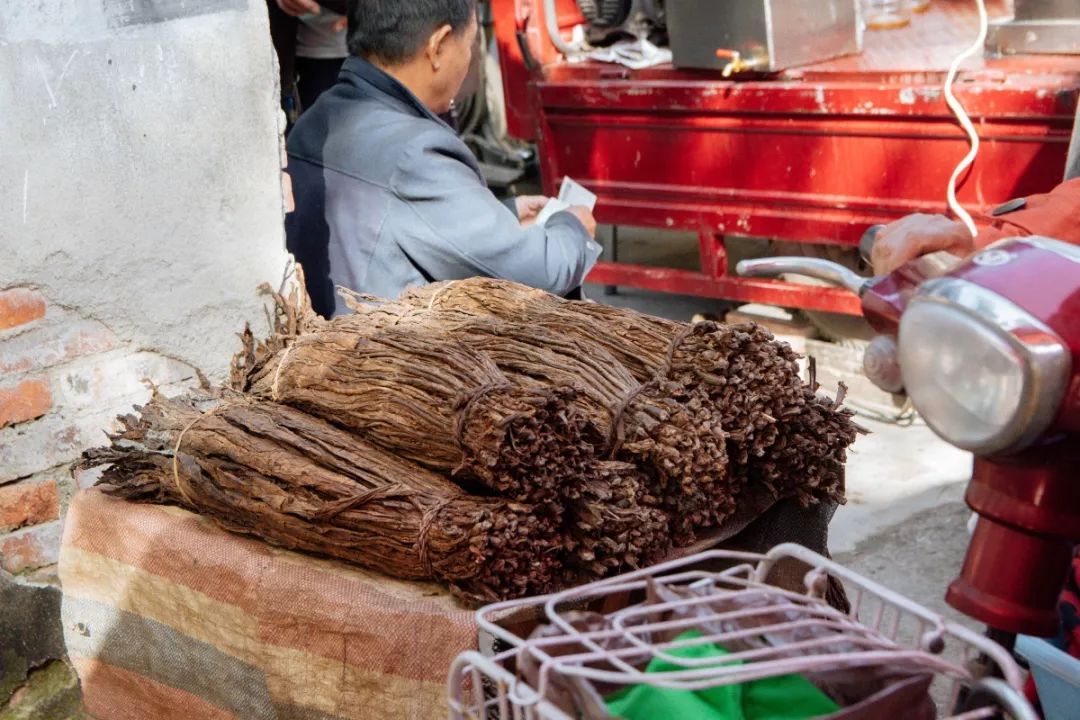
[589,321,698,460]
[269,340,300,402]
[171,401,244,507]
[451,381,515,472]
[660,323,702,380]
[426,285,451,310]
[415,497,455,577]
[605,378,660,457]
[312,484,413,520]
[171,400,457,578]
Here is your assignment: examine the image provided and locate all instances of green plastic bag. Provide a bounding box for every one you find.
[606,631,840,720]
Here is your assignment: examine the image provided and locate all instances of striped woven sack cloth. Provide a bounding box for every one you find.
[60,489,477,720]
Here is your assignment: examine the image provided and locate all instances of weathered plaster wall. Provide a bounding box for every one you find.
[0,2,290,714]
[0,0,290,380]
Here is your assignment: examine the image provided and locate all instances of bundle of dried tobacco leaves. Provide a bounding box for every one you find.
[245,326,596,509]
[398,279,675,381]
[84,273,859,604]
[81,394,563,602]
[565,461,673,582]
[398,278,860,510]
[328,307,728,542]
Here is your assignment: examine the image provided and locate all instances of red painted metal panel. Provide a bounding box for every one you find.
[491,0,583,140]
[586,262,864,315]
[536,98,1073,242]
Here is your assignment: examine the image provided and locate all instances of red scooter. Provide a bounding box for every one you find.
[738,236,1080,648]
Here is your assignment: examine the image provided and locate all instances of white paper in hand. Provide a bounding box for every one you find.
[558,176,597,210]
[533,199,571,226]
[535,177,597,225]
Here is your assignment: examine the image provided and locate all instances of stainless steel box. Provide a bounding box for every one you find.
[666,0,862,73]
[986,0,1080,56]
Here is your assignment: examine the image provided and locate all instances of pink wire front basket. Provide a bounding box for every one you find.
[448,543,1036,720]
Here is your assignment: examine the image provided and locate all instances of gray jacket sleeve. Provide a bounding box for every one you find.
[388,132,600,296]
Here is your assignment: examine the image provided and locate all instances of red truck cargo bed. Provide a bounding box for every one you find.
[494,1,1080,313]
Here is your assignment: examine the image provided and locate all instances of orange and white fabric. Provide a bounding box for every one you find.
[60,490,479,720]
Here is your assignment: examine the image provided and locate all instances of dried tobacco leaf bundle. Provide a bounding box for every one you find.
[230,272,326,393]
[745,385,858,506]
[399,279,676,382]
[81,394,563,602]
[331,306,728,541]
[246,326,596,508]
[398,278,860,511]
[563,461,672,582]
[226,284,673,566]
[665,322,861,507]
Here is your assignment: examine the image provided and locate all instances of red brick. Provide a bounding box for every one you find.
[0,478,60,533]
[0,319,118,375]
[0,520,62,574]
[0,379,52,428]
[0,288,46,331]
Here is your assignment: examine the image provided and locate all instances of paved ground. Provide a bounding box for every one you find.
[834,500,976,630]
[831,417,970,556]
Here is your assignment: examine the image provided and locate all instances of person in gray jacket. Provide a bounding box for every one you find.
[286,0,599,317]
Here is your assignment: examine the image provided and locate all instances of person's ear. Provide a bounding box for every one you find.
[427,24,454,71]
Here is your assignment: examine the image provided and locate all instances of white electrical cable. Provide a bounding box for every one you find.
[943,0,990,238]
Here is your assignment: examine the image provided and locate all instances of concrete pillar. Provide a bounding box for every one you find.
[0,0,290,378]
[0,3,290,713]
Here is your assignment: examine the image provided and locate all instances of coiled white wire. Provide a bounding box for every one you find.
[943,0,991,238]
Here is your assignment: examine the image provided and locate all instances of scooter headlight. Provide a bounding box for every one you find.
[898,278,1070,455]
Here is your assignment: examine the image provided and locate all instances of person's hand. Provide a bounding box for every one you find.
[871,214,975,276]
[514,195,550,226]
[566,206,597,238]
[276,0,321,17]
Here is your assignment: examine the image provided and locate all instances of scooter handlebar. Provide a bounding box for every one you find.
[735,257,869,296]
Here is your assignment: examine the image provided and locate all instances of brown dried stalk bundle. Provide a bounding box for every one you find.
[400,279,677,382]
[331,305,728,541]
[745,385,858,505]
[400,278,860,510]
[224,281,671,573]
[229,270,326,392]
[564,461,672,582]
[667,323,860,506]
[246,326,596,508]
[667,322,802,465]
[80,394,563,602]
